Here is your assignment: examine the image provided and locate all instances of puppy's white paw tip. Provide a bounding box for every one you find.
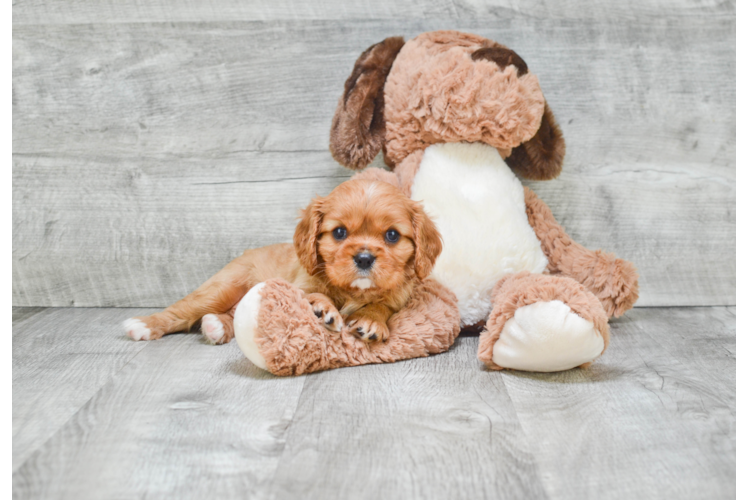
[201,314,224,344]
[324,313,341,332]
[123,318,151,341]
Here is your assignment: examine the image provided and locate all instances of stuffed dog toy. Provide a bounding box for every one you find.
[331,30,640,371]
[228,30,639,375]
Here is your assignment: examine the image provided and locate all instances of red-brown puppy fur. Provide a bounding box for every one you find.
[124,179,441,345]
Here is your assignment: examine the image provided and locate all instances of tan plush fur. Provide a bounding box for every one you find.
[478,271,611,370]
[254,278,460,376]
[125,178,443,345]
[393,150,424,198]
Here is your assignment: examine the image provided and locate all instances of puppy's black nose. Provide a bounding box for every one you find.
[354,252,375,270]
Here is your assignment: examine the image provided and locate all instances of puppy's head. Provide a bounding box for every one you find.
[294,179,441,293]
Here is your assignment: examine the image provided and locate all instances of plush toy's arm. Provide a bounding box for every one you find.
[524,187,639,318]
[240,278,460,376]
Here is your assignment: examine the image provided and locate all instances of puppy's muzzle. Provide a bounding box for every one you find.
[353,252,375,271]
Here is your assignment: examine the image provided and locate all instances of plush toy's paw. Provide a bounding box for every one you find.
[479,272,610,372]
[346,315,390,343]
[491,300,605,372]
[233,283,269,370]
[305,293,344,333]
[599,257,640,318]
[233,277,459,375]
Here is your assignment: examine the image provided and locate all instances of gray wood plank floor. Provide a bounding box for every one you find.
[12,306,735,499]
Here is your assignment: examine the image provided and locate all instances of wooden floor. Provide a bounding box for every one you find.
[12,306,735,499]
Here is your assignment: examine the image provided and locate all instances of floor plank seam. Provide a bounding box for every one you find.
[12,337,154,474]
[492,373,553,500]
[264,372,313,489]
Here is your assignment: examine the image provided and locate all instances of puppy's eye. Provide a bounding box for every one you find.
[332,227,347,241]
[384,229,400,243]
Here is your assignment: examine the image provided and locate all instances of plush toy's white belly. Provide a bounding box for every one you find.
[410,142,548,326]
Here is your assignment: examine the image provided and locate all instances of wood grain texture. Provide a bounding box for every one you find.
[12,19,735,164]
[12,306,46,325]
[269,337,548,500]
[502,306,736,499]
[12,13,735,308]
[12,307,154,471]
[12,0,736,24]
[13,313,306,499]
[12,152,350,307]
[12,306,735,499]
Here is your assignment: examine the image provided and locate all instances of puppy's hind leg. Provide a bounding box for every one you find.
[201,304,238,345]
[124,259,251,341]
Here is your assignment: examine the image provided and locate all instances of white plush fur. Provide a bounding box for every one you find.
[233,282,268,371]
[410,142,548,326]
[123,318,151,341]
[492,300,605,372]
[200,313,224,344]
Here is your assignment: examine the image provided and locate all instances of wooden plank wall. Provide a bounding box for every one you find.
[12,1,735,307]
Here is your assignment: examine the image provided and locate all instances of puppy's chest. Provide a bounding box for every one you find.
[409,142,548,325]
[325,285,412,318]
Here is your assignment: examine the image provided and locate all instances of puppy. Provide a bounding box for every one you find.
[123,179,442,345]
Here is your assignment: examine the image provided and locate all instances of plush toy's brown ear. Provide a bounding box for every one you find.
[504,102,566,180]
[293,197,325,276]
[330,37,405,170]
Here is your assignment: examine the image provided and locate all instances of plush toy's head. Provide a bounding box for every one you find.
[330,31,565,181]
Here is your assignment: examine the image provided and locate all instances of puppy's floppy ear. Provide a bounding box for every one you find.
[330,36,405,171]
[409,201,442,280]
[504,102,566,181]
[294,197,325,275]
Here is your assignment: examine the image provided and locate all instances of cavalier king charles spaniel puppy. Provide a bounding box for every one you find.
[123,179,442,344]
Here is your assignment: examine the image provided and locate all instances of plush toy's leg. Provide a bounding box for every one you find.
[524,187,639,318]
[478,271,610,372]
[234,278,460,376]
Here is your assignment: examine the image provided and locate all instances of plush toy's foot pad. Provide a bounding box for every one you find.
[479,271,610,371]
[233,278,460,376]
[492,300,604,372]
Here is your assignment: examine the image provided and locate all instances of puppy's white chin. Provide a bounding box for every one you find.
[351,278,374,290]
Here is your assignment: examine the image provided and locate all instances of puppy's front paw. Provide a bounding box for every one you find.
[201,313,235,345]
[305,293,343,333]
[347,317,389,343]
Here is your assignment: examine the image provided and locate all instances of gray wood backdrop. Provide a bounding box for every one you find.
[12,1,735,308]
